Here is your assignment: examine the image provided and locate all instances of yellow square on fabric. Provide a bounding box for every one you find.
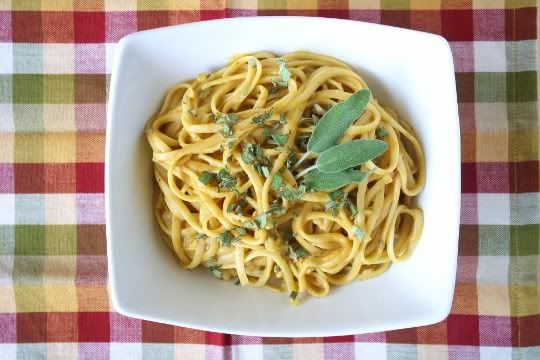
[476,131,509,162]
[168,0,200,10]
[14,133,43,163]
[45,284,78,312]
[43,104,76,132]
[77,285,110,311]
[477,284,511,316]
[44,132,76,163]
[349,0,381,9]
[43,255,77,284]
[0,133,14,162]
[105,0,137,10]
[451,283,478,315]
[0,285,16,312]
[137,0,167,10]
[504,0,537,8]
[288,0,318,9]
[410,0,442,9]
[41,0,74,11]
[14,284,47,312]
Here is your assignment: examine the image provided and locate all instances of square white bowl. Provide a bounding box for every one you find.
[106,17,460,337]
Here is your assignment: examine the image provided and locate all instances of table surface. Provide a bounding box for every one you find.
[0,1,538,359]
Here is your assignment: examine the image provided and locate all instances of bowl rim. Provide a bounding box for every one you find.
[106,16,460,337]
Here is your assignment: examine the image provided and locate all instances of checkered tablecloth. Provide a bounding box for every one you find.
[0,1,538,359]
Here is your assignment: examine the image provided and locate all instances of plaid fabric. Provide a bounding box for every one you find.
[0,0,538,359]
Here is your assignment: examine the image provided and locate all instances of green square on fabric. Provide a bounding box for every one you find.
[505,0,537,8]
[11,0,40,10]
[506,71,537,103]
[478,225,510,256]
[43,75,75,104]
[15,225,46,256]
[0,75,13,103]
[13,74,43,104]
[46,225,77,255]
[13,256,44,284]
[258,0,287,9]
[0,225,15,255]
[507,102,538,130]
[137,0,167,10]
[381,0,409,10]
[509,256,538,285]
[510,225,539,256]
[475,72,506,102]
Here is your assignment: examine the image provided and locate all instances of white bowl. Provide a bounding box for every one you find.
[106,17,460,337]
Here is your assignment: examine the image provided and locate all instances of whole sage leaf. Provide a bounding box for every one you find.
[317,139,388,173]
[304,169,369,191]
[307,89,371,154]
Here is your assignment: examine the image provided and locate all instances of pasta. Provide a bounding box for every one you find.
[146,51,425,303]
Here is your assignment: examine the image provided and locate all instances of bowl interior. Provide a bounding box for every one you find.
[106,17,460,336]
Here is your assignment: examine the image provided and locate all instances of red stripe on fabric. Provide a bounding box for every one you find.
[447,314,480,346]
[76,162,104,193]
[461,163,478,193]
[505,7,536,41]
[318,9,349,19]
[386,327,418,344]
[206,332,232,346]
[14,163,45,194]
[142,321,174,343]
[324,335,355,343]
[200,9,226,20]
[74,12,105,43]
[12,11,43,43]
[512,315,540,347]
[16,312,47,343]
[510,161,539,193]
[78,312,110,342]
[441,9,473,41]
[380,10,411,29]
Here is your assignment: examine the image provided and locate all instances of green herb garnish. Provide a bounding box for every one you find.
[293,89,371,171]
[316,139,388,174]
[376,127,388,138]
[248,57,257,69]
[271,173,283,190]
[252,109,272,126]
[199,87,211,99]
[288,242,308,260]
[269,132,289,147]
[270,60,291,92]
[216,168,237,190]
[303,169,369,191]
[209,265,222,278]
[351,226,365,241]
[307,89,370,154]
[289,291,298,300]
[195,233,207,240]
[279,113,288,125]
[217,230,234,247]
[199,171,214,185]
[254,213,268,229]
